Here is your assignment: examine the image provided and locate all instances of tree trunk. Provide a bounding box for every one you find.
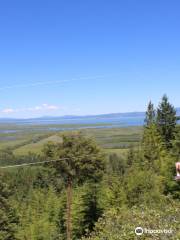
[66,177,72,240]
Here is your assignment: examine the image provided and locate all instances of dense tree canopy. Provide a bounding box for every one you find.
[0,95,179,240]
[43,134,105,240]
[0,174,19,240]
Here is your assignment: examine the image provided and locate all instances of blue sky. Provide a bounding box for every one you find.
[0,0,180,118]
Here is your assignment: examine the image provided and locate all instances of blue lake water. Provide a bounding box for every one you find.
[19,117,144,126]
[15,116,145,127]
[0,116,145,134]
[0,116,179,133]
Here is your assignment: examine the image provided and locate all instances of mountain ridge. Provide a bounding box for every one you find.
[0,108,179,122]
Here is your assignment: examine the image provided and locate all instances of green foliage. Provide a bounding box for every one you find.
[43,134,105,184]
[72,183,103,239]
[142,123,166,171]
[145,101,156,126]
[82,183,103,230]
[125,168,165,207]
[0,95,179,240]
[172,126,180,160]
[56,182,103,240]
[82,203,180,240]
[43,134,105,240]
[157,95,177,148]
[99,175,127,211]
[0,149,15,166]
[160,154,180,200]
[107,153,126,176]
[0,174,19,240]
[126,146,135,167]
[15,187,60,240]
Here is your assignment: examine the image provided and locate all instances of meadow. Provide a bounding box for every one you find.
[0,123,143,158]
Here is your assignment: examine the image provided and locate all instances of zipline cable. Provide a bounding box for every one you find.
[0,154,100,169]
[0,158,66,169]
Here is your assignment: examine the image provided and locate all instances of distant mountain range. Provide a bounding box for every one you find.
[36,111,147,120]
[0,108,179,124]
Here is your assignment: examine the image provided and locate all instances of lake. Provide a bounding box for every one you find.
[3,116,145,127]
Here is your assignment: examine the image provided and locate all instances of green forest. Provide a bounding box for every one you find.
[0,95,180,240]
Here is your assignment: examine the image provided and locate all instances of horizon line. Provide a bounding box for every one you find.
[1,109,180,120]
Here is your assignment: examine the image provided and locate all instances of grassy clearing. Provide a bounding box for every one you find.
[0,124,143,156]
[82,126,142,149]
[14,135,63,155]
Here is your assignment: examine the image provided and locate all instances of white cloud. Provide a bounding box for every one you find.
[1,104,60,114]
[32,104,60,111]
[2,108,15,113]
[43,104,59,110]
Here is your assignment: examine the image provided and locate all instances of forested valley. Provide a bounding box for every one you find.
[0,95,180,240]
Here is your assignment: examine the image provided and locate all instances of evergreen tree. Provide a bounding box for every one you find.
[126,146,135,167]
[0,174,19,240]
[78,183,103,238]
[108,154,126,176]
[142,102,166,171]
[16,187,60,240]
[145,101,156,126]
[172,126,180,161]
[157,94,177,148]
[43,134,105,240]
[142,123,166,171]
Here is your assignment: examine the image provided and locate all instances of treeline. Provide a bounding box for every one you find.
[0,95,180,240]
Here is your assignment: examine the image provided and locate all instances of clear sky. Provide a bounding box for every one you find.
[0,0,180,118]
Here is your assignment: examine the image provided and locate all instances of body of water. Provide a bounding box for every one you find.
[14,116,145,126]
[0,116,179,134]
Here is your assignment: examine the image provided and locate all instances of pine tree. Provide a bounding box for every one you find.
[142,123,166,171]
[172,127,180,160]
[0,174,19,240]
[157,94,177,148]
[78,183,103,238]
[108,154,126,176]
[145,101,156,126]
[43,134,105,240]
[142,101,166,171]
[126,147,135,167]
